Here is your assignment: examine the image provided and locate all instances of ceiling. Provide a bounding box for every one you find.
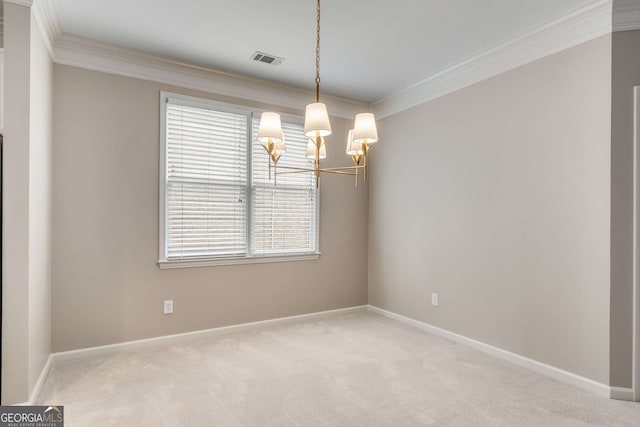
[52,0,596,102]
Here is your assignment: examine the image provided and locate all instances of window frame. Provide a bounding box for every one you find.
[158,92,321,269]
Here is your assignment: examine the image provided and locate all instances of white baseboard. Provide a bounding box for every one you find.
[367,305,616,399]
[610,386,635,401]
[52,305,368,362]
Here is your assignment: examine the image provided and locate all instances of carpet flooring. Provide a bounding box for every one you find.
[37,311,640,426]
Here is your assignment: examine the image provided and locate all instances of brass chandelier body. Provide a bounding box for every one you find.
[257,0,379,188]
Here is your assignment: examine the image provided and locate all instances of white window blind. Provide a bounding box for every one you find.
[161,93,319,265]
[166,102,248,258]
[251,118,318,254]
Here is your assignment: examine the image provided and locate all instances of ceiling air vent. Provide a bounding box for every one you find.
[251,51,284,66]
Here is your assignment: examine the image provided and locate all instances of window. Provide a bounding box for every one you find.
[159,93,319,268]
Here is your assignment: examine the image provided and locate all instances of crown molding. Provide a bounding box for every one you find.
[373,0,613,119]
[24,2,366,118]
[32,0,62,57]
[613,0,640,31]
[51,35,366,119]
[4,0,34,6]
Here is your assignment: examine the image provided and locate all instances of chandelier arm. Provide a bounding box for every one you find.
[276,169,357,176]
[274,169,357,177]
[315,170,357,176]
[273,165,316,172]
[364,152,367,182]
[274,165,364,173]
[273,165,364,176]
[318,165,365,171]
[274,169,318,175]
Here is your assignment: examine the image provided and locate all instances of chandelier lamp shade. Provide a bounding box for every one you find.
[306,138,327,160]
[257,112,286,161]
[345,130,363,157]
[352,113,379,145]
[304,103,332,138]
[258,0,379,188]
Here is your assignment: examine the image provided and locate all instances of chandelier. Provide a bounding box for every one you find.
[257,0,379,188]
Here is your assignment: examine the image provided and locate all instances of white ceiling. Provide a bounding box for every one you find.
[52,0,596,102]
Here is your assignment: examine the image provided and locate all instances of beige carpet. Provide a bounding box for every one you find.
[37,312,639,426]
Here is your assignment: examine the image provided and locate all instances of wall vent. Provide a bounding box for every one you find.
[251,51,284,66]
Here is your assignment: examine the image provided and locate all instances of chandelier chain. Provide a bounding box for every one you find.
[315,0,321,102]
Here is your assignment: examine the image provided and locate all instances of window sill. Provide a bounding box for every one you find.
[158,252,321,269]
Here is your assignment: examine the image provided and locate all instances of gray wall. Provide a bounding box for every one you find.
[368,35,612,384]
[610,29,640,388]
[52,65,369,352]
[1,2,53,404]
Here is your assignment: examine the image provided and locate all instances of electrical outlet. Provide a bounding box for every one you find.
[163,300,173,314]
[431,293,439,307]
